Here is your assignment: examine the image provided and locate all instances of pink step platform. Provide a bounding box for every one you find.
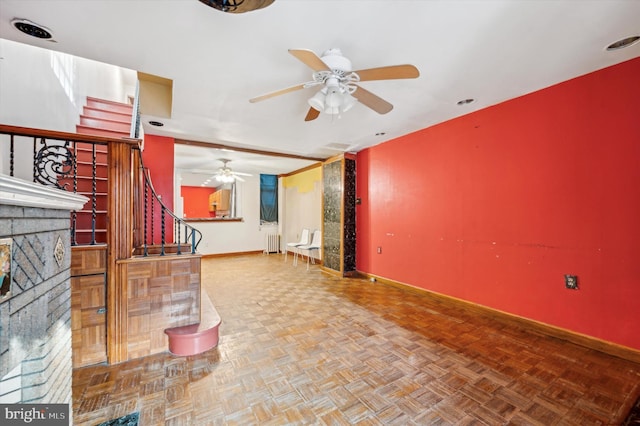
[164,291,221,356]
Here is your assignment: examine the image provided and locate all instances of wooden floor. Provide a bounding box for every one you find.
[73,254,640,425]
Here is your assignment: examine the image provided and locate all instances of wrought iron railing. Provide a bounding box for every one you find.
[0,124,201,255]
[137,149,202,255]
[1,126,110,246]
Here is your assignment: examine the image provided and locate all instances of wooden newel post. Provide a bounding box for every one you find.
[106,139,137,364]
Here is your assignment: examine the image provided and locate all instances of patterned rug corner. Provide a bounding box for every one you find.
[97,412,139,426]
[624,397,640,426]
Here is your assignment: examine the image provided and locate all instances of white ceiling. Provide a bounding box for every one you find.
[1,0,639,183]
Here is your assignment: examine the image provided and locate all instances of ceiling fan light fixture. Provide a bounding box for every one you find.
[215,174,235,183]
[320,48,352,73]
[308,90,326,111]
[252,47,419,121]
[325,106,341,115]
[325,88,343,108]
[342,93,357,112]
[308,79,357,115]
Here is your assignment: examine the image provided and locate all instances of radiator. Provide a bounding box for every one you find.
[264,233,280,254]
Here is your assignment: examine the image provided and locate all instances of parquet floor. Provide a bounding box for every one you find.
[73,254,640,425]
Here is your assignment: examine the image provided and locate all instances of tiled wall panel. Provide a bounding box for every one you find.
[322,157,356,275]
[0,205,72,405]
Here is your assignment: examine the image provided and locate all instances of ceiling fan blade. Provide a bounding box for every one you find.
[233,171,252,176]
[305,107,320,121]
[233,175,245,182]
[354,64,420,82]
[352,85,393,114]
[250,83,307,103]
[288,49,330,72]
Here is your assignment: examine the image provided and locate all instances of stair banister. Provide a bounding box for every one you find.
[135,151,202,256]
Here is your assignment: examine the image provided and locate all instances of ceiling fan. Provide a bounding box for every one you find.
[249,48,419,121]
[214,159,252,183]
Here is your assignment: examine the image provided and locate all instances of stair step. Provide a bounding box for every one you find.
[74,228,107,243]
[74,202,107,211]
[76,191,108,197]
[86,96,133,115]
[83,106,132,122]
[80,116,131,132]
[76,161,108,169]
[165,291,221,356]
[59,177,108,193]
[75,143,109,153]
[74,202,108,213]
[76,124,130,139]
[75,152,108,165]
[74,234,107,246]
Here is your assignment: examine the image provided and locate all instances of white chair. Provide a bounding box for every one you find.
[295,230,321,270]
[285,228,309,263]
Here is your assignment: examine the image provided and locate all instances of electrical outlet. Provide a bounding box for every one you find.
[377,247,382,254]
[565,274,578,290]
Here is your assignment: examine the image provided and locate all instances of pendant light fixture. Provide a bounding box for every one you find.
[198,0,275,13]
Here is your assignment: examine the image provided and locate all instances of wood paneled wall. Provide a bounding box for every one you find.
[71,246,107,368]
[116,255,201,361]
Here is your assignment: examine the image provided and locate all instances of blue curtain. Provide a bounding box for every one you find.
[260,174,278,223]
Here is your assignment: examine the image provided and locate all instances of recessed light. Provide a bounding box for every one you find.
[457,98,475,106]
[606,36,640,51]
[11,18,54,40]
[149,120,164,127]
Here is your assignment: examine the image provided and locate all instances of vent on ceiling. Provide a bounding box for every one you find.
[606,35,640,51]
[325,143,352,151]
[11,18,54,40]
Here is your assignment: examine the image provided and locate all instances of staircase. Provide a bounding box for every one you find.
[2,122,217,365]
[75,98,221,359]
[78,97,132,138]
[73,97,133,245]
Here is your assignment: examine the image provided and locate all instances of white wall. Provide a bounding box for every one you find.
[1,39,77,134]
[187,175,279,255]
[282,180,323,258]
[0,39,136,178]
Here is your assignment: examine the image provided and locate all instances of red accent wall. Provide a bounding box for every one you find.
[143,134,175,243]
[181,186,214,218]
[356,57,640,350]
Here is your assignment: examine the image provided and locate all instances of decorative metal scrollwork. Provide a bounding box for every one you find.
[34,138,75,189]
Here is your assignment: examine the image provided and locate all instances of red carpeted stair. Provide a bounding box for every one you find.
[72,97,133,244]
